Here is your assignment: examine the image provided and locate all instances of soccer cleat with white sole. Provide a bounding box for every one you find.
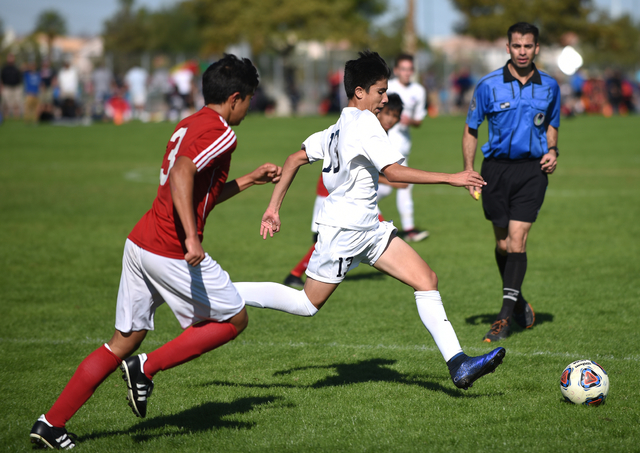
[121,353,154,418]
[30,415,76,449]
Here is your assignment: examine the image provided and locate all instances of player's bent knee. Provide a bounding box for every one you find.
[108,330,147,359]
[229,307,249,334]
[411,268,438,292]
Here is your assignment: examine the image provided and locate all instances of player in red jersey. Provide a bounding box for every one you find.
[283,93,408,288]
[29,55,282,450]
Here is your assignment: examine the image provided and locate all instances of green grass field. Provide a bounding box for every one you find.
[1,112,639,452]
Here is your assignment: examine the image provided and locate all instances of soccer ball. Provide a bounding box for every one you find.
[560,359,609,406]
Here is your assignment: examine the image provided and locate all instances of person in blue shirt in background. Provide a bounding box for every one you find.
[23,61,42,124]
[462,22,560,343]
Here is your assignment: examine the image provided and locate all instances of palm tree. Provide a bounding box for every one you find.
[34,10,67,61]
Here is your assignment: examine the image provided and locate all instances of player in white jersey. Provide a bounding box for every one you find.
[380,54,429,242]
[235,51,505,390]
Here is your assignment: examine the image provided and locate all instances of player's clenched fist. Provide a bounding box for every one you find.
[251,163,282,185]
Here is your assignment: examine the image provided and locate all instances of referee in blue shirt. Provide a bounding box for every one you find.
[462,22,560,342]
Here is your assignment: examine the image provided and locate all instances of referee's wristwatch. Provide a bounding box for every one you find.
[548,146,559,158]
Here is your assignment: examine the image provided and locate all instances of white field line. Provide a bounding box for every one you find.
[1,337,638,362]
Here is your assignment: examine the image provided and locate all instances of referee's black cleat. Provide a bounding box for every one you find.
[513,298,535,329]
[121,353,154,418]
[483,318,510,342]
[449,348,506,390]
[30,415,77,449]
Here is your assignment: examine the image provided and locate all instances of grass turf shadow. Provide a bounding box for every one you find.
[77,396,281,444]
[465,312,554,330]
[203,358,500,398]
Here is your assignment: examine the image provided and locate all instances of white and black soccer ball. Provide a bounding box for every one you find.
[560,359,609,406]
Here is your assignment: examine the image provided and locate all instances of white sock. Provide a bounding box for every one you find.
[38,414,53,427]
[397,185,415,230]
[415,290,463,362]
[234,282,318,317]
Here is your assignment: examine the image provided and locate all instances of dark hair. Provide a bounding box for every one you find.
[507,22,539,44]
[384,93,403,115]
[394,53,414,67]
[202,54,259,105]
[344,50,391,100]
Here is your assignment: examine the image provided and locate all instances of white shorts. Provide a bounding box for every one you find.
[115,239,244,332]
[306,221,397,284]
[311,195,327,233]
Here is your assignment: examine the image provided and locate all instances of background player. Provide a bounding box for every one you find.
[462,22,560,342]
[237,51,505,391]
[29,55,282,449]
[383,53,429,242]
[283,93,407,288]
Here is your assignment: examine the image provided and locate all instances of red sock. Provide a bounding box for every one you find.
[290,243,315,278]
[46,344,122,428]
[144,321,238,378]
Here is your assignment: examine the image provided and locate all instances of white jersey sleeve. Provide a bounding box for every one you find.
[302,129,331,164]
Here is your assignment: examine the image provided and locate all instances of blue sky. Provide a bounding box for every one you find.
[1,0,638,39]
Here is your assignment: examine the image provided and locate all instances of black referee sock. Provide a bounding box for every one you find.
[497,252,527,320]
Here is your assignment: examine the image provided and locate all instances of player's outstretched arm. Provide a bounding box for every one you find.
[260,150,309,239]
[378,173,408,189]
[382,163,486,189]
[217,163,282,204]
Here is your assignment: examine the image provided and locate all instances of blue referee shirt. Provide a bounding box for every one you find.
[466,60,560,160]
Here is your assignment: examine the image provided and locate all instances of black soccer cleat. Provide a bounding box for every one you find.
[513,297,535,329]
[400,228,430,243]
[30,415,76,449]
[121,353,154,418]
[483,318,511,342]
[283,273,304,289]
[450,347,506,390]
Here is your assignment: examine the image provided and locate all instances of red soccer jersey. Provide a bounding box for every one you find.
[128,107,237,259]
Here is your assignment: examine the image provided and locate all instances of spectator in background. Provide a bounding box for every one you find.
[23,61,41,124]
[605,69,623,114]
[105,85,131,125]
[570,69,585,98]
[171,63,196,118]
[39,60,56,122]
[148,56,173,121]
[1,53,24,119]
[454,67,473,111]
[58,60,80,118]
[124,65,149,121]
[91,61,113,119]
[385,54,429,242]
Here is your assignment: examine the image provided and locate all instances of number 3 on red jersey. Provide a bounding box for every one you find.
[160,127,188,185]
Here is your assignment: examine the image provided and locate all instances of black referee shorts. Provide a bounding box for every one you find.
[480,158,548,228]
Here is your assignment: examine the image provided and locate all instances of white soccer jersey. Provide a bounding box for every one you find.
[303,107,404,231]
[387,78,427,154]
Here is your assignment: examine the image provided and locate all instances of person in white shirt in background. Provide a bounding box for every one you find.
[124,66,149,122]
[382,53,429,242]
